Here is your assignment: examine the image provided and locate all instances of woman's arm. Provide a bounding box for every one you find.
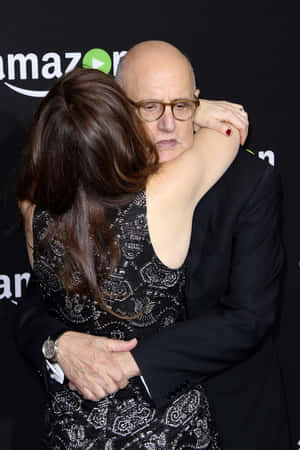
[18,200,35,268]
[146,126,240,268]
[154,125,240,210]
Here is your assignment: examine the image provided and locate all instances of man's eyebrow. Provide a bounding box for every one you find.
[172,97,194,102]
[139,97,194,103]
[138,98,162,102]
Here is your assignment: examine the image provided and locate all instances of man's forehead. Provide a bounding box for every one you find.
[127,64,194,101]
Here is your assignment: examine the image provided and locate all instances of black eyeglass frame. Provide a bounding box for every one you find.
[129,98,200,122]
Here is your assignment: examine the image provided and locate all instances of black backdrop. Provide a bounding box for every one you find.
[0,1,298,448]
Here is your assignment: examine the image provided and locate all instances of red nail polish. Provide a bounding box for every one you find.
[226,128,231,136]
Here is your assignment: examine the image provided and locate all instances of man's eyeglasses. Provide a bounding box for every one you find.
[130,99,200,122]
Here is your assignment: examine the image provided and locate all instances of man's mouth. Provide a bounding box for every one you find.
[156,139,177,150]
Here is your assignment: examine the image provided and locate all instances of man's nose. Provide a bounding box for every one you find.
[157,106,176,132]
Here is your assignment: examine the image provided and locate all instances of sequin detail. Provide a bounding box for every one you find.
[33,192,219,449]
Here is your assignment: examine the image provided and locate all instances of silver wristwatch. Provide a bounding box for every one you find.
[42,336,59,362]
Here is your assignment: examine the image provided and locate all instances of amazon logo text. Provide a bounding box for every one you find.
[0,49,126,98]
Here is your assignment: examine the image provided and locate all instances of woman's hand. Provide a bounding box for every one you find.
[193,99,249,145]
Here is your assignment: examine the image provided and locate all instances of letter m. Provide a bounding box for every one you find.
[7,53,38,80]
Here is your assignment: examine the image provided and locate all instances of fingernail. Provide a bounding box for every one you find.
[226,128,231,136]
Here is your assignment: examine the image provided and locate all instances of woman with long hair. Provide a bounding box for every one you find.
[16,67,239,449]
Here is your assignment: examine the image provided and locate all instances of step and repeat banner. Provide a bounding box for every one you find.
[0,1,297,448]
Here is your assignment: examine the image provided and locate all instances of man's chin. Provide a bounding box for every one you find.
[158,147,184,163]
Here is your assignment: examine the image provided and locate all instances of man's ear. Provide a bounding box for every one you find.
[194,89,200,99]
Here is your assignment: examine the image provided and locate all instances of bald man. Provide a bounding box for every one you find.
[16,42,289,450]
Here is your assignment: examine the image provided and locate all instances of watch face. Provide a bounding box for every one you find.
[42,338,56,360]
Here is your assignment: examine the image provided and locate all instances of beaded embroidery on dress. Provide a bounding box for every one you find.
[33,191,219,449]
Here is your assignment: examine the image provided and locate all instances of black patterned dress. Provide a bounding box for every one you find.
[33,191,219,450]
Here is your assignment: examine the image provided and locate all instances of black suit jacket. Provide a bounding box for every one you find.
[16,150,289,449]
[132,150,289,449]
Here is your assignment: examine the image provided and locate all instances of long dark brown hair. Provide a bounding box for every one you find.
[16,67,159,317]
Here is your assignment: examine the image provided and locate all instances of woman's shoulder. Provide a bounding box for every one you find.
[18,200,47,230]
[18,199,34,221]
